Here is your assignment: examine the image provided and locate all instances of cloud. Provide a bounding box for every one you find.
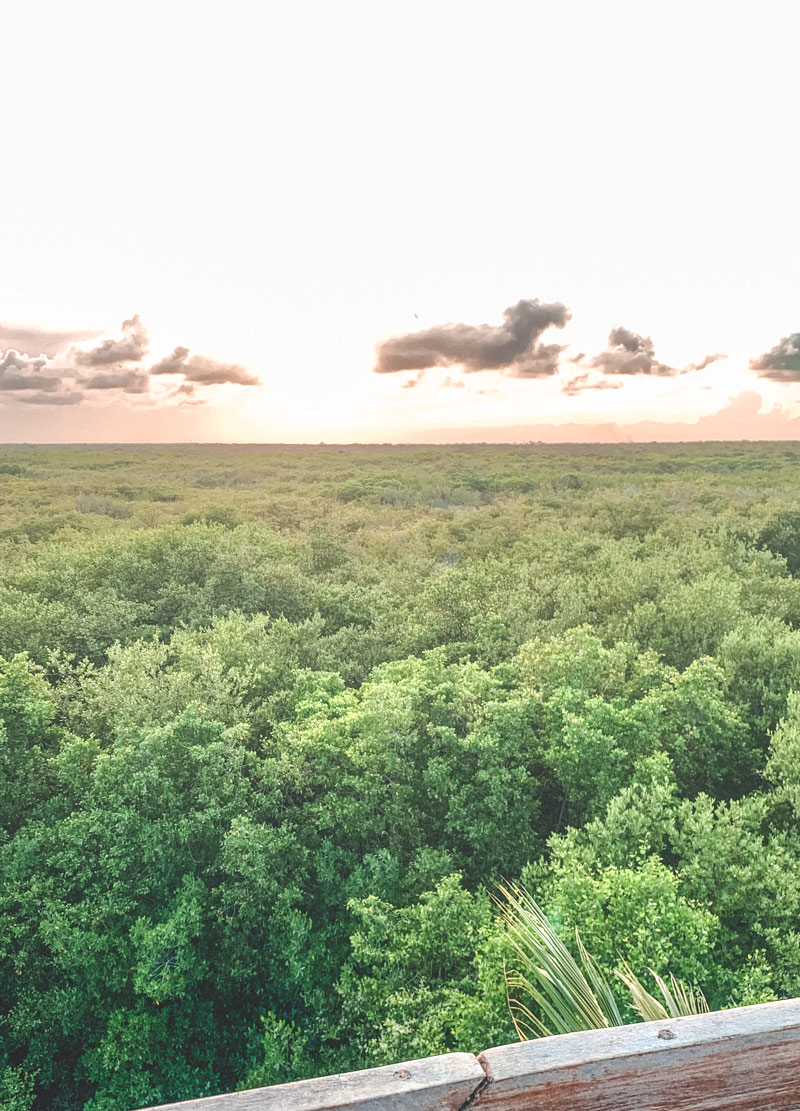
[70,322,259,391]
[72,314,149,366]
[0,323,100,358]
[587,326,676,377]
[158,382,205,406]
[1,312,260,413]
[582,329,727,380]
[182,357,260,386]
[148,346,190,375]
[561,373,624,396]
[1,349,48,375]
[149,346,260,386]
[750,333,800,381]
[506,341,566,378]
[374,298,571,375]
[0,373,62,392]
[686,352,727,372]
[83,369,150,394]
[561,352,725,395]
[15,390,84,406]
[0,349,62,393]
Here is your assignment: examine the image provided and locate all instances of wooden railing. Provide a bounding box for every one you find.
[138,997,800,1110]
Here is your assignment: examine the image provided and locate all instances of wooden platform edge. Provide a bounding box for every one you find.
[134,998,800,1111]
[134,1050,486,1111]
[473,997,800,1110]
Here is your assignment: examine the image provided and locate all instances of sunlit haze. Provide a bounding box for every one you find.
[3,0,799,442]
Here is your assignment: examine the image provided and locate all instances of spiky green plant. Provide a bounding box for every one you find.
[496,883,708,1040]
[617,961,709,1022]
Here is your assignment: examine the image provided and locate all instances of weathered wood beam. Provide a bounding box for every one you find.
[474,998,800,1110]
[135,1051,485,1111]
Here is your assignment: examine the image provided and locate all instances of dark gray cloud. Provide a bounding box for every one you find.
[0,373,62,392]
[374,298,571,375]
[750,334,800,381]
[572,331,727,387]
[0,323,100,358]
[149,346,260,386]
[575,332,726,381]
[588,326,676,377]
[72,315,149,367]
[506,341,566,379]
[0,349,62,393]
[611,326,648,354]
[83,369,150,394]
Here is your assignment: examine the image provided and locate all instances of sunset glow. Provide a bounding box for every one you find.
[3,0,799,443]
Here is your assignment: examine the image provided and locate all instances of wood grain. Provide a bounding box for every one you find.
[133,1051,485,1111]
[473,998,800,1110]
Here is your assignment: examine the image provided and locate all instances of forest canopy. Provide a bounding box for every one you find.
[2,441,800,1110]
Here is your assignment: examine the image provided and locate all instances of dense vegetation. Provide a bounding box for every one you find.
[3,441,800,1110]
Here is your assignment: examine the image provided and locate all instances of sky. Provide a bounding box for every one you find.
[2,0,799,443]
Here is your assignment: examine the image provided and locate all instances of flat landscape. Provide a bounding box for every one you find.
[3,442,800,1109]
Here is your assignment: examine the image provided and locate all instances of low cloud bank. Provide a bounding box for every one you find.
[0,315,261,407]
[394,391,800,443]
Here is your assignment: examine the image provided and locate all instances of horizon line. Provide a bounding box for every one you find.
[1,438,799,448]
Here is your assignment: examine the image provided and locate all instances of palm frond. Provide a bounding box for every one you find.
[496,883,618,1037]
[576,932,623,1026]
[617,961,708,1020]
[497,884,709,1040]
[652,968,709,1018]
[616,962,670,1021]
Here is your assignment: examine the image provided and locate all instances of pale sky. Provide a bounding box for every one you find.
[2,0,799,442]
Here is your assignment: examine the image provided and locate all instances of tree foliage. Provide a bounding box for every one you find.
[1,442,800,1108]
